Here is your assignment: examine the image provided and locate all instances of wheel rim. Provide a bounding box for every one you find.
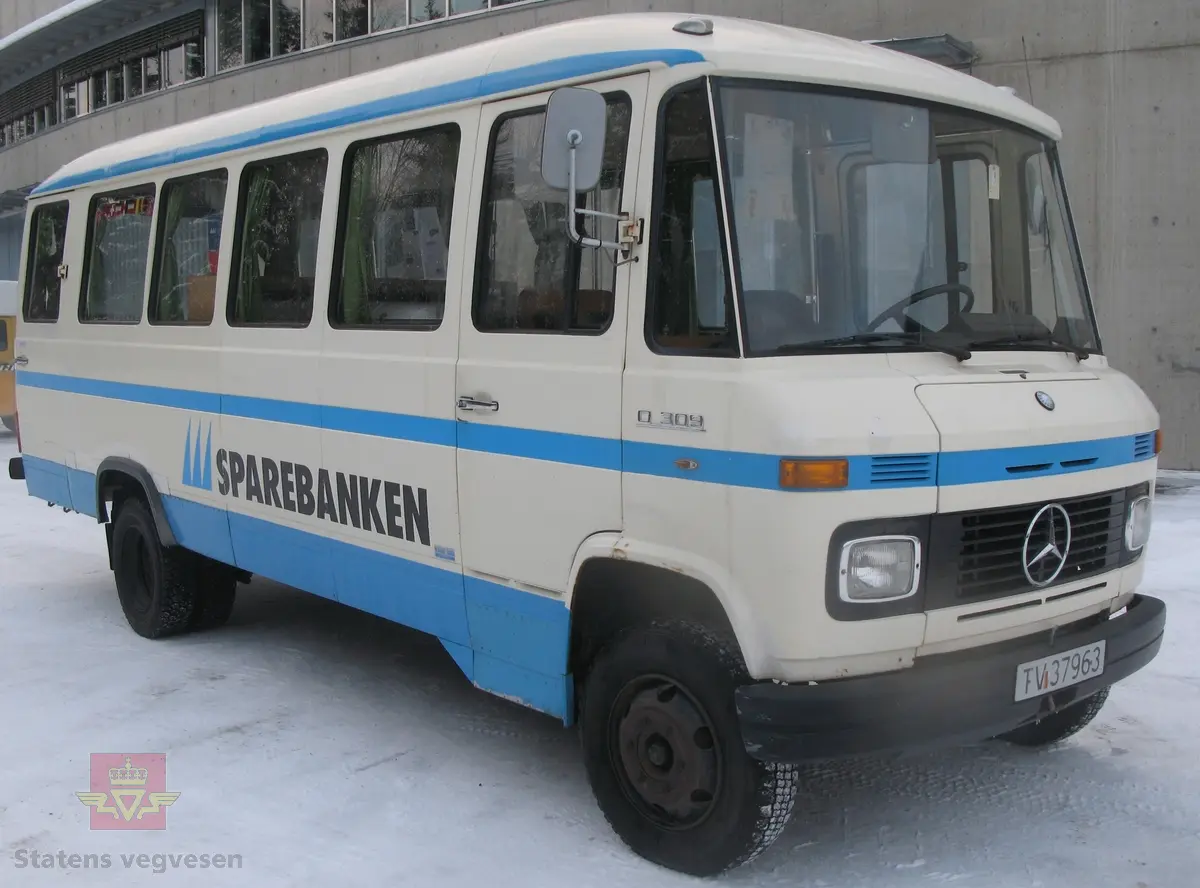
[608,674,722,831]
[118,530,154,617]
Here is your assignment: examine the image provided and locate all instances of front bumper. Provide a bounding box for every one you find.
[735,593,1166,763]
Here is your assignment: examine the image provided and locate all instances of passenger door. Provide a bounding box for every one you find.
[318,117,473,642]
[455,75,649,594]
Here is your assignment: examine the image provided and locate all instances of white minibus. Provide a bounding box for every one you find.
[7,13,1166,875]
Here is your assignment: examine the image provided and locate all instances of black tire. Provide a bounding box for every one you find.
[187,562,238,632]
[998,686,1111,747]
[111,498,198,639]
[1,415,15,433]
[580,620,799,876]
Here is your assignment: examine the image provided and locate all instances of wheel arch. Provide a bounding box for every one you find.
[95,457,178,547]
[565,534,760,679]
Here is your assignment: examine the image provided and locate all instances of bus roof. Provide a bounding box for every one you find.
[31,12,1061,198]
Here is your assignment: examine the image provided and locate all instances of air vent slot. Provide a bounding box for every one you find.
[1133,433,1155,460]
[1060,457,1098,469]
[1007,462,1053,474]
[869,454,935,486]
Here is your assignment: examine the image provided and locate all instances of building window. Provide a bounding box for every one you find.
[473,95,631,334]
[275,0,302,55]
[304,0,334,47]
[229,150,328,327]
[451,0,488,14]
[410,0,446,24]
[186,40,206,80]
[247,0,272,62]
[127,61,144,98]
[372,0,407,31]
[336,0,368,39]
[218,0,244,69]
[23,202,71,323]
[151,171,229,325]
[145,54,163,92]
[332,125,460,329]
[91,72,108,110]
[81,187,156,325]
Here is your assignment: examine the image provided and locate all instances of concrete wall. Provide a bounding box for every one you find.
[0,0,1196,465]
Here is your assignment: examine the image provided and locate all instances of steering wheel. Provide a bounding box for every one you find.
[865,283,977,333]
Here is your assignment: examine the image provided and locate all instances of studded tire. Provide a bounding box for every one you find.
[111,497,199,639]
[188,562,238,632]
[580,620,799,876]
[997,686,1111,747]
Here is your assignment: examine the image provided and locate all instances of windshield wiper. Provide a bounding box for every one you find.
[966,334,1090,361]
[782,332,972,362]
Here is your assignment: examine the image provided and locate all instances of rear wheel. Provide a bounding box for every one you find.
[580,621,798,876]
[998,686,1111,747]
[188,562,238,631]
[111,498,198,638]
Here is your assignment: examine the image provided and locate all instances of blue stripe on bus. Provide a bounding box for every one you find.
[33,48,707,195]
[16,370,1154,489]
[937,436,1152,486]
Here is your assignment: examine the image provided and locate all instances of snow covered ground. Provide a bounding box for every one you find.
[2,429,1198,887]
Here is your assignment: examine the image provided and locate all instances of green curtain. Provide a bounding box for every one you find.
[237,170,272,323]
[159,186,186,321]
[341,150,372,325]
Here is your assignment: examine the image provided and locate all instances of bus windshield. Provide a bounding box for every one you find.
[713,80,1099,358]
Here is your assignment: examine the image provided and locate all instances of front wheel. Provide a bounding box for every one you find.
[997,686,1111,747]
[580,621,799,876]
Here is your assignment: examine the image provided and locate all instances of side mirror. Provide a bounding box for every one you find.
[540,87,607,193]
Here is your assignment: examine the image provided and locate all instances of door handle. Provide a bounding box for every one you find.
[457,396,499,413]
[12,356,28,368]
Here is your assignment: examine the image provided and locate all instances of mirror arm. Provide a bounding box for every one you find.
[565,131,639,263]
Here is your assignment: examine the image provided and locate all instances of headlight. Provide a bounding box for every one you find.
[1124,495,1152,551]
[839,536,920,603]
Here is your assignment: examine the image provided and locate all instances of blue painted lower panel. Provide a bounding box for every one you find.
[464,576,572,676]
[162,496,236,565]
[473,653,573,722]
[159,493,567,718]
[22,455,75,509]
[67,468,98,517]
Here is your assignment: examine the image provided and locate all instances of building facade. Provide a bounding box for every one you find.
[1,0,1197,468]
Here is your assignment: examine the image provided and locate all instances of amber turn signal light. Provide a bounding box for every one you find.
[779,458,849,490]
[1154,429,1163,455]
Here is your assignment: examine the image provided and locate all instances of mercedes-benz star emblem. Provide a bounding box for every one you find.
[1022,503,1072,587]
[1035,391,1055,411]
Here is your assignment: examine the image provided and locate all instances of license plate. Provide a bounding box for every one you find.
[1014,640,1106,702]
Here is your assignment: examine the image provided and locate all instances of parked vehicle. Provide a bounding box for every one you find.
[7,14,1166,875]
[0,280,17,432]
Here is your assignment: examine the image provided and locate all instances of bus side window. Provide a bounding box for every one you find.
[22,201,71,323]
[80,186,156,324]
[473,94,631,334]
[150,170,229,326]
[647,86,737,355]
[228,149,328,327]
[330,124,461,329]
